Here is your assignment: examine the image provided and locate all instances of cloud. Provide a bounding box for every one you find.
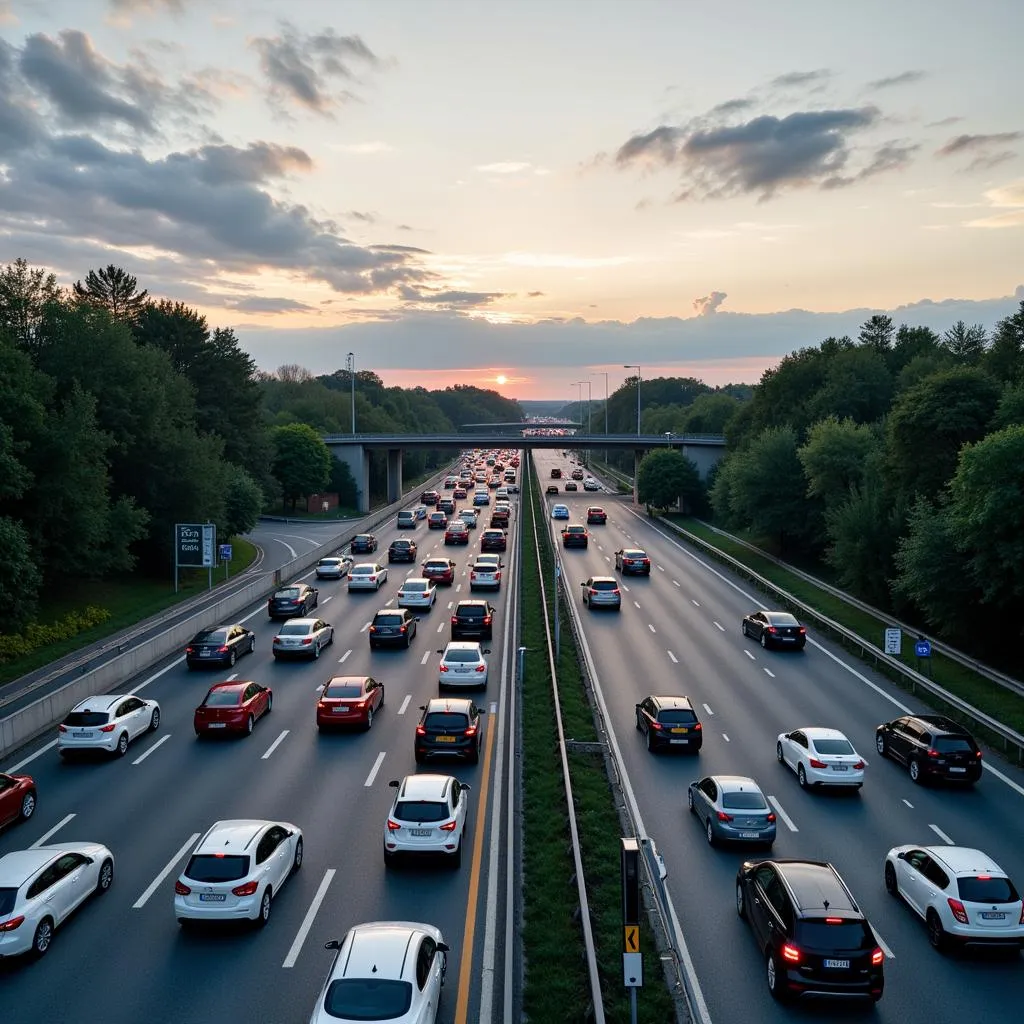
[966,179,1024,229]
[710,98,755,116]
[250,22,383,116]
[692,291,727,316]
[397,285,509,307]
[502,252,636,269]
[0,0,17,26]
[224,295,316,314]
[925,116,963,128]
[108,0,187,21]
[476,161,532,174]
[191,141,313,184]
[867,70,926,89]
[770,69,831,89]
[527,291,545,297]
[937,132,1022,157]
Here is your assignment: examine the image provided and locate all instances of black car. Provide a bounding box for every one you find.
[185,624,256,669]
[875,714,983,785]
[388,538,418,563]
[480,529,506,552]
[451,600,495,641]
[742,610,807,650]
[415,698,485,765]
[635,695,702,753]
[437,497,456,515]
[735,859,884,1003]
[267,583,318,620]
[369,608,419,649]
[351,533,377,554]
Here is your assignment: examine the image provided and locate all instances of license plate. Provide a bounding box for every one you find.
[823,959,850,969]
[411,829,432,837]
[670,738,690,744]
[832,765,849,771]
[332,707,349,714]
[949,767,966,773]
[670,727,688,734]
[740,832,760,839]
[199,893,226,902]
[436,736,456,742]
[980,911,1006,920]
[200,651,212,657]
[72,731,91,738]
[207,722,227,729]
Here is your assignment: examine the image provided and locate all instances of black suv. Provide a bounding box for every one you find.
[875,714,982,785]
[369,608,418,649]
[267,583,318,620]
[415,698,485,764]
[388,538,418,563]
[451,600,495,641]
[635,695,702,753]
[736,859,884,1003]
[351,533,377,554]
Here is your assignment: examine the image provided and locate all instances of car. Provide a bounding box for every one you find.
[348,562,389,591]
[437,497,456,515]
[443,477,456,490]
[742,610,807,650]
[473,490,491,506]
[444,522,470,545]
[458,508,478,529]
[506,483,520,494]
[550,468,562,479]
[397,577,437,609]
[370,608,419,649]
[420,490,440,506]
[495,487,509,500]
[550,503,569,519]
[776,727,865,789]
[562,524,588,548]
[351,533,378,554]
[184,623,256,669]
[475,553,502,571]
[564,481,578,491]
[735,858,884,1002]
[875,714,983,785]
[635,695,702,753]
[546,484,560,495]
[480,528,506,552]
[415,698,485,764]
[268,582,319,619]
[273,617,335,659]
[586,506,607,525]
[581,576,621,610]
[316,555,353,579]
[469,561,502,591]
[174,819,303,928]
[57,694,161,758]
[453,487,468,499]
[571,468,584,480]
[615,548,650,574]
[0,771,36,830]
[396,510,418,529]
[688,776,776,848]
[489,509,509,529]
[384,775,471,867]
[438,641,490,689]
[194,680,272,736]
[413,504,428,520]
[0,842,114,958]
[884,845,1024,952]
[308,921,448,1024]
[451,600,495,640]
[388,538,418,563]
[421,558,457,586]
[427,511,448,529]
[317,675,384,731]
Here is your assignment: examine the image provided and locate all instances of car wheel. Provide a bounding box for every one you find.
[776,741,784,763]
[405,634,411,649]
[313,641,321,659]
[741,621,749,637]
[149,708,161,731]
[767,951,788,1001]
[927,909,948,952]
[266,693,273,714]
[31,917,54,959]
[383,848,396,867]
[468,742,480,766]
[875,733,887,757]
[249,637,256,654]
[646,728,654,752]
[687,789,695,814]
[451,839,463,870]
[735,882,746,919]
[329,629,335,646]
[228,650,237,667]
[706,819,715,846]
[797,764,808,788]
[909,759,923,784]
[414,751,425,765]
[884,862,898,897]
[115,732,129,757]
[256,888,272,928]
[186,661,195,671]
[292,838,303,873]
[760,632,768,649]
[245,715,254,735]
[97,858,114,893]
[20,790,37,820]
[365,708,374,731]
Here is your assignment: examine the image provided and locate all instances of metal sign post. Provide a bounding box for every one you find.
[219,543,233,581]
[915,636,932,676]
[621,838,643,1024]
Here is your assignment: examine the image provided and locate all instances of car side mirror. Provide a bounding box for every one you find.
[436,649,444,654]
[324,939,341,950]
[388,779,400,788]
[418,705,427,711]
[461,784,472,792]
[482,649,491,654]
[635,703,642,711]
[897,851,907,861]
[437,942,450,953]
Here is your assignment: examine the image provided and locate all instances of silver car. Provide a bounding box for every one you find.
[57,694,161,758]
[688,775,776,847]
[581,576,621,610]
[272,618,335,660]
[397,578,437,609]
[315,556,352,580]
[347,562,388,591]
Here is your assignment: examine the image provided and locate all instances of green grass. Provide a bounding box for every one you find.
[521,466,679,1024]
[666,516,1024,748]
[0,538,259,685]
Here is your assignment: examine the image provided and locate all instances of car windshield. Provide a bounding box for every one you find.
[796,920,871,951]
[812,739,855,755]
[394,800,448,822]
[64,711,109,727]
[204,690,242,707]
[591,580,617,591]
[193,630,227,644]
[325,682,364,698]
[658,710,697,725]
[933,736,974,752]
[275,588,301,599]
[375,615,402,626]
[445,650,479,663]
[185,854,249,883]
[0,888,17,915]
[279,623,313,636]
[425,712,469,730]
[957,876,1019,903]
[323,977,414,1021]
[722,791,768,810]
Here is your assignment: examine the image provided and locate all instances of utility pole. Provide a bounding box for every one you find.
[347,352,356,433]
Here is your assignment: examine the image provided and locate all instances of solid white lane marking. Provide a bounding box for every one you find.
[261,730,289,760]
[364,751,386,787]
[929,823,955,845]
[702,704,714,716]
[5,739,58,771]
[902,799,914,808]
[30,813,76,848]
[981,760,1024,798]
[873,927,896,959]
[420,650,430,665]
[339,649,351,663]
[713,621,725,632]
[283,868,336,968]
[648,623,656,633]
[132,734,170,765]
[764,668,775,678]
[743,650,755,660]
[275,539,298,558]
[398,695,412,715]
[768,795,799,832]
[133,832,201,908]
[667,651,678,663]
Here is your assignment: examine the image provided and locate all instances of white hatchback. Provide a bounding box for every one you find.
[438,642,490,689]
[384,774,470,867]
[57,694,161,758]
[776,727,865,789]
[397,578,437,609]
[174,819,303,927]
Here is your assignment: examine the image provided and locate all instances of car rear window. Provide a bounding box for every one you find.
[0,888,16,916]
[204,690,242,707]
[355,535,371,542]
[424,712,469,730]
[193,630,227,644]
[592,580,618,591]
[325,682,364,698]
[796,920,872,950]
[722,792,768,810]
[657,709,697,725]
[445,650,479,663]
[472,565,495,573]
[279,622,312,635]
[425,562,449,571]
[457,606,484,618]
[391,540,411,548]
[394,801,448,822]
[403,582,427,592]
[351,566,372,574]
[933,736,974,753]
[319,558,342,566]
[185,854,249,883]
[624,550,646,559]
[275,588,301,599]
[812,739,855,755]
[375,615,402,626]
[957,876,1019,903]
[64,711,109,727]
[767,613,799,626]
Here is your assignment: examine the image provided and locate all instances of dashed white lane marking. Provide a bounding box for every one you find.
[722,734,730,742]
[262,730,290,760]
[648,624,656,633]
[420,650,430,665]
[691,599,699,607]
[322,595,333,604]
[672,580,680,587]
[133,833,200,908]
[657,565,665,572]
[667,651,678,663]
[398,695,412,715]
[929,823,955,845]
[133,734,170,765]
[902,799,914,809]
[702,704,714,716]
[713,621,725,632]
[360,622,371,633]
[364,751,387,787]
[283,869,335,969]
[768,796,799,832]
[437,622,445,633]
[764,668,775,678]
[30,813,76,848]
[743,650,755,661]
[339,649,351,663]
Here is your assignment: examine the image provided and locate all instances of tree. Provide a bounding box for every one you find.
[271,424,332,510]
[797,417,879,511]
[637,449,703,511]
[0,517,42,633]
[0,258,62,352]
[682,392,740,434]
[942,321,987,364]
[73,265,149,322]
[858,314,895,353]
[984,300,1024,383]
[992,384,1024,429]
[221,466,264,538]
[807,346,893,424]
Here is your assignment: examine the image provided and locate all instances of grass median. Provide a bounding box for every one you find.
[521,466,678,1024]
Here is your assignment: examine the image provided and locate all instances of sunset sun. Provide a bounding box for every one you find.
[496,374,507,385]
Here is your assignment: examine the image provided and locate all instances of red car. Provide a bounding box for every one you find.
[422,558,457,585]
[316,675,385,731]
[0,771,36,829]
[194,680,272,737]
[445,523,470,545]
[586,506,607,525]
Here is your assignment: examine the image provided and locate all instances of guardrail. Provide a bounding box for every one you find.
[658,517,1024,766]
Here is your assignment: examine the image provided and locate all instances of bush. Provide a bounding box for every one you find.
[0,605,112,663]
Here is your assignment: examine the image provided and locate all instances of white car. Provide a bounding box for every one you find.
[348,562,388,591]
[495,487,509,500]
[308,921,448,1024]
[438,641,490,689]
[316,556,352,579]
[583,477,600,491]
[469,562,501,591]
[397,578,437,609]
[0,842,114,957]
[475,554,502,571]
[175,819,303,927]
[551,504,570,520]
[776,727,865,789]
[383,774,470,867]
[272,617,335,660]
[458,509,478,529]
[885,845,1024,952]
[57,694,161,758]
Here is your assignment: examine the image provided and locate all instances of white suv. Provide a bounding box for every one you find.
[57,695,161,758]
[384,774,470,867]
[437,642,489,689]
[174,819,303,928]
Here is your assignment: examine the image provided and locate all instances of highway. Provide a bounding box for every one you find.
[534,448,1024,1024]
[0,487,520,1023]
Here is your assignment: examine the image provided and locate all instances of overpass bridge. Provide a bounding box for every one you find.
[322,431,727,512]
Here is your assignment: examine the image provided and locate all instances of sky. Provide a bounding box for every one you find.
[1,0,1022,400]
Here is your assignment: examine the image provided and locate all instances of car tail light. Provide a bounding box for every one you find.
[976,750,983,759]
[368,626,377,633]
[465,725,478,737]
[590,589,599,596]
[439,664,449,672]
[347,575,353,580]
[693,723,702,731]
[0,915,25,932]
[386,819,402,832]
[301,637,313,645]
[174,881,191,896]
[798,627,807,635]
[483,615,492,625]
[871,946,884,966]
[808,758,827,769]
[1019,904,1024,925]
[825,917,843,924]
[232,880,259,897]
[767,813,776,823]
[58,724,67,733]
[99,724,116,733]
[317,701,327,710]
[716,811,733,822]
[853,760,865,770]
[416,725,426,735]
[927,748,940,758]
[217,646,229,654]
[475,664,486,672]
[650,721,663,731]
[451,616,458,625]
[185,646,194,654]
[767,626,778,634]
[781,942,801,963]
[439,820,457,832]
[399,625,407,633]
[947,898,969,924]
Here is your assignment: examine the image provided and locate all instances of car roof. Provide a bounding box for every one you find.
[319,556,345,562]
[800,727,850,740]
[770,860,860,916]
[443,641,484,653]
[921,846,1005,876]
[351,562,379,570]
[456,599,489,608]
[69,694,131,712]
[341,923,436,980]
[622,548,646,555]
[425,697,474,713]
[396,774,454,802]
[326,675,373,686]
[712,775,764,793]
[401,577,431,585]
[650,695,694,709]
[207,680,249,693]
[907,713,970,735]
[280,617,319,627]
[588,575,617,585]
[195,819,275,852]
[0,848,61,884]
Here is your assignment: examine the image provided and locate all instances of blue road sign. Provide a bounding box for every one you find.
[218,543,233,562]
[914,639,932,658]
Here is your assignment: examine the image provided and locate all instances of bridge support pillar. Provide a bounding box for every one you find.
[332,443,371,514]
[633,449,644,505]
[386,448,403,504]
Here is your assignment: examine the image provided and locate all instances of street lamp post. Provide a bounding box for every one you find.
[591,370,609,465]
[347,352,356,433]
[623,365,641,435]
